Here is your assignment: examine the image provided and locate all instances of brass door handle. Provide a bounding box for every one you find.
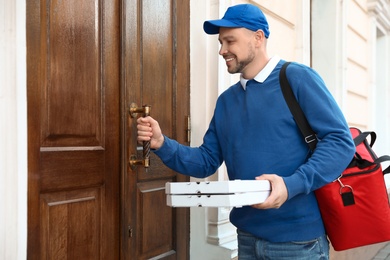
[129,103,151,170]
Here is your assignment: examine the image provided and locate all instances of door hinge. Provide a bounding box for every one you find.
[128,225,133,238]
[186,115,191,143]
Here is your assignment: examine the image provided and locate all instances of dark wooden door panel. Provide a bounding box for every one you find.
[40,151,104,191]
[40,0,102,148]
[137,180,173,257]
[27,0,120,259]
[40,188,101,259]
[123,0,190,259]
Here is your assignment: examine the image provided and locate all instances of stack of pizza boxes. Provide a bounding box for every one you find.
[166,180,271,207]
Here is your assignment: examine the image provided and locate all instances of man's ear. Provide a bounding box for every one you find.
[254,30,266,47]
[255,30,265,40]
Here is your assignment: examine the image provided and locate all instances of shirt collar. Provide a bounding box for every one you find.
[240,55,281,90]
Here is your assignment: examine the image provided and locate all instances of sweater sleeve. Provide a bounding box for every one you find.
[282,63,356,199]
[153,116,223,178]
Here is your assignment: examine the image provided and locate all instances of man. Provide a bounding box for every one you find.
[137,4,355,259]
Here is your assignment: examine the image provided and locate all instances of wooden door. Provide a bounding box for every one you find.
[27,0,121,259]
[122,0,190,259]
[27,0,189,259]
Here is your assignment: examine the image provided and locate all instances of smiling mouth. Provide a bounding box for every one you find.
[224,57,236,66]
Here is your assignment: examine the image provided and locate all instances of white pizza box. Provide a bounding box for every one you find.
[165,180,270,195]
[166,191,270,207]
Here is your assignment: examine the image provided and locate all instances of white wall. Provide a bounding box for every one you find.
[0,0,27,259]
[370,1,390,185]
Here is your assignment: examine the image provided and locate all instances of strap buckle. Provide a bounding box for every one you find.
[305,134,317,144]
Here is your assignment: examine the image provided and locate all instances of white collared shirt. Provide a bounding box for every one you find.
[240,55,281,90]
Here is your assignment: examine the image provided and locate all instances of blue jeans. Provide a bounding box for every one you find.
[237,229,329,260]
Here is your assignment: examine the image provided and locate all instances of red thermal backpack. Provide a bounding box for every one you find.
[280,62,390,251]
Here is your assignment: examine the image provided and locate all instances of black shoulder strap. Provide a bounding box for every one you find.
[279,62,318,151]
[353,131,376,147]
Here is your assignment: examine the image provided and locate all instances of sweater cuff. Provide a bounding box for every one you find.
[283,173,306,200]
[153,135,177,161]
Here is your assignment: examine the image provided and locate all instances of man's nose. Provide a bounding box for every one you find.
[219,45,228,56]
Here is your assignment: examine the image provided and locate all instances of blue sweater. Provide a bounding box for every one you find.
[155,60,355,242]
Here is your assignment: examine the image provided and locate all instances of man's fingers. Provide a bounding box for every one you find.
[251,174,288,209]
[136,117,153,142]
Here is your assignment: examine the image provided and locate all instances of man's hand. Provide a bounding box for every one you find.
[137,116,165,149]
[251,174,288,209]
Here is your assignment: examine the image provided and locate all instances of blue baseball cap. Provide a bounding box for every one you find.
[203,4,270,38]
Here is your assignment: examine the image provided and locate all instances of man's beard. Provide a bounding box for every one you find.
[227,45,255,74]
